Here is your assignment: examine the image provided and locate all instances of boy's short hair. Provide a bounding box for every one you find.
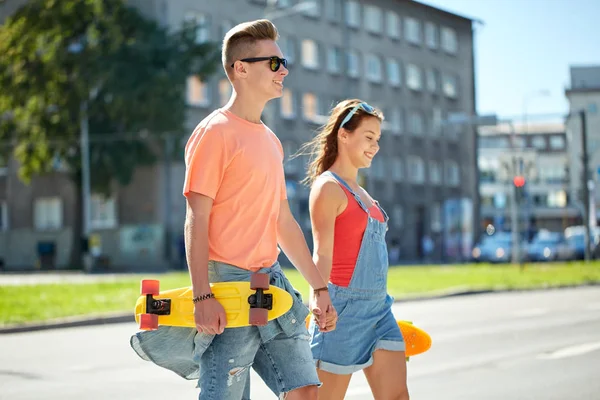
[222,19,279,79]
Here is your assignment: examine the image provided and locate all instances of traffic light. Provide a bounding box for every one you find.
[513,176,525,188]
[513,176,526,203]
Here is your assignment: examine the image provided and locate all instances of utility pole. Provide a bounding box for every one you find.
[80,100,92,272]
[580,110,591,261]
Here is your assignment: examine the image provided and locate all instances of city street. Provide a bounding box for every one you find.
[1,287,599,399]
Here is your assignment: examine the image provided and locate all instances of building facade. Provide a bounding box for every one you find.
[0,0,479,269]
[565,65,600,226]
[478,122,579,235]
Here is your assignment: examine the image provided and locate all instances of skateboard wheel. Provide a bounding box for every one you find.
[250,273,269,290]
[139,313,159,330]
[141,279,160,295]
[249,308,268,326]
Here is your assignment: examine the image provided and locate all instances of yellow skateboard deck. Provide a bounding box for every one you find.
[305,316,431,358]
[135,277,293,330]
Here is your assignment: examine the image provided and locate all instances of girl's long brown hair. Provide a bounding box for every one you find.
[296,99,384,186]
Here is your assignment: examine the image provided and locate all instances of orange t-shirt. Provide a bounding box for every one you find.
[183,108,287,271]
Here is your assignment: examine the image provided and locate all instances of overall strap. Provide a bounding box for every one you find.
[321,171,370,214]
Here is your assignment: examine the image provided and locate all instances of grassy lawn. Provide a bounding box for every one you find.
[1,262,599,326]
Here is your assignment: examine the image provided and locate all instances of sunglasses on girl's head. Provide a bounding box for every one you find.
[340,102,378,129]
[230,56,288,72]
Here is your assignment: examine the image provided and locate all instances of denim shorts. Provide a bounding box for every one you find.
[309,285,406,375]
[131,261,320,399]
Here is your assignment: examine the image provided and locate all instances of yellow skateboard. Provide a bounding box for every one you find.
[397,320,432,358]
[306,317,432,358]
[135,274,293,330]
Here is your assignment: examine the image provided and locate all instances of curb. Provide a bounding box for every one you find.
[0,313,134,334]
[1,283,599,334]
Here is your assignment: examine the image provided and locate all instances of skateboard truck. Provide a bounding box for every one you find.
[247,273,271,326]
[138,279,170,330]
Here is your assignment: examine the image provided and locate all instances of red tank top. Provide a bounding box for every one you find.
[330,184,385,287]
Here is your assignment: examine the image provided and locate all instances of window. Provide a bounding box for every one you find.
[301,0,320,17]
[366,54,382,83]
[409,111,424,135]
[432,107,443,136]
[282,141,302,174]
[345,0,360,28]
[539,164,567,184]
[0,201,7,231]
[386,12,400,39]
[34,197,62,230]
[429,161,442,184]
[426,68,437,93]
[392,205,404,227]
[406,64,422,90]
[220,20,234,41]
[431,203,441,232]
[90,194,117,229]
[425,22,438,49]
[327,46,342,74]
[386,58,401,87]
[280,88,295,119]
[364,5,382,34]
[184,12,210,44]
[478,157,499,183]
[346,50,360,78]
[532,136,546,149]
[442,73,458,98]
[218,79,231,107]
[446,161,460,186]
[548,190,567,208]
[409,156,425,184]
[392,157,403,181]
[441,27,458,54]
[187,76,211,107]
[279,35,296,64]
[301,39,319,69]
[303,93,319,122]
[371,156,386,179]
[550,136,565,150]
[388,109,402,133]
[325,0,341,22]
[513,137,526,148]
[405,17,421,44]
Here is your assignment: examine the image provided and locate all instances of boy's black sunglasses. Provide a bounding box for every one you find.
[230,56,288,72]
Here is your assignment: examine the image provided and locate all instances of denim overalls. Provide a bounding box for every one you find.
[309,171,406,374]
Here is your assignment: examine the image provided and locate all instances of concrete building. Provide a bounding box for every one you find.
[565,65,600,225]
[0,0,479,269]
[478,122,579,235]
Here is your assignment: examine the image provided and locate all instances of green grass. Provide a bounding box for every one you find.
[1,262,599,326]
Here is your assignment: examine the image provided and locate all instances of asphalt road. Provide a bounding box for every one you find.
[1,286,599,399]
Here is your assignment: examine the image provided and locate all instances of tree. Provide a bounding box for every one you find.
[0,0,221,266]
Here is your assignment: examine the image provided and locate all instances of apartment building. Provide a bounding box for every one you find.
[0,0,478,268]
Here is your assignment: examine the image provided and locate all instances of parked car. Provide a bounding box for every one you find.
[471,232,527,263]
[525,231,569,262]
[563,226,600,260]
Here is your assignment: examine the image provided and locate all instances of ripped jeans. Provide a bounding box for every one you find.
[130,261,320,400]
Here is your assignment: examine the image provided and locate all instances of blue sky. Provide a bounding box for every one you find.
[418,0,600,122]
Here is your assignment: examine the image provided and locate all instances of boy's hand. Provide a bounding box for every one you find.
[194,297,227,335]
